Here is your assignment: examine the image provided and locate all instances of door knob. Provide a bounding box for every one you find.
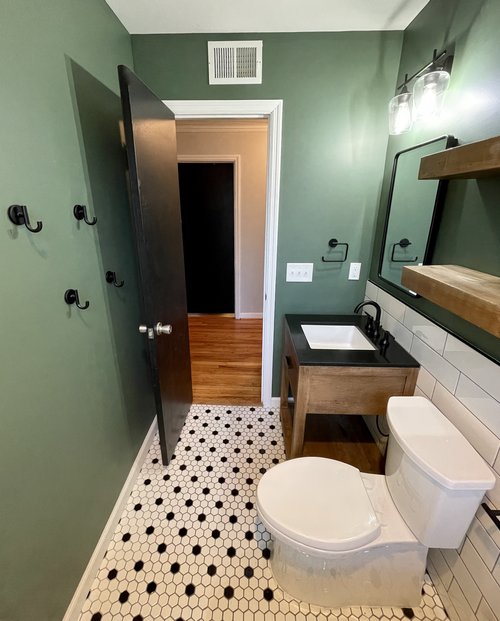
[155,322,172,336]
[139,325,148,333]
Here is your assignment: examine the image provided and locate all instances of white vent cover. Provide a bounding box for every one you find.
[208,41,262,85]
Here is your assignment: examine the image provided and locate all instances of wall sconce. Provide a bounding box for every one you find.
[413,50,451,120]
[389,49,453,135]
[388,74,413,135]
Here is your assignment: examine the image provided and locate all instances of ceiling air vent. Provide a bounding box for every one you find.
[208,41,262,85]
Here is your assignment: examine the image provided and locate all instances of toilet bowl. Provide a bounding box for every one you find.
[256,396,495,608]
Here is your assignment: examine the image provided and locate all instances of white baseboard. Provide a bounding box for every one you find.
[239,312,263,319]
[269,397,281,409]
[63,417,158,621]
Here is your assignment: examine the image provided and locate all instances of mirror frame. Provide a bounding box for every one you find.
[378,134,457,295]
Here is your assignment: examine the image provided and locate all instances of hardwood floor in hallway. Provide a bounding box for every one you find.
[188,315,263,405]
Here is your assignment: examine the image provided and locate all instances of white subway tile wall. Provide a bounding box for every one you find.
[365,281,500,621]
[444,336,500,403]
[476,597,497,621]
[365,280,379,301]
[382,310,414,351]
[377,288,407,322]
[461,540,500,614]
[429,550,454,590]
[411,338,461,393]
[442,550,482,611]
[416,366,437,399]
[468,519,500,572]
[455,375,500,438]
[492,452,500,506]
[448,579,477,621]
[431,383,499,466]
[403,307,448,355]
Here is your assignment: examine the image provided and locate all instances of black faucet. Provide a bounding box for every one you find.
[353,301,382,338]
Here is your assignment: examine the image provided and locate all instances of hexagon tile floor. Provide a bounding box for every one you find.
[78,404,450,621]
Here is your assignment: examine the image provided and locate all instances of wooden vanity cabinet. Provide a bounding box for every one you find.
[280,322,418,459]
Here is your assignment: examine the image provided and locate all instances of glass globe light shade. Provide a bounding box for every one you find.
[388,91,413,135]
[413,70,450,119]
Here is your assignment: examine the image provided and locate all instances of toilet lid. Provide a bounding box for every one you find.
[257,457,380,552]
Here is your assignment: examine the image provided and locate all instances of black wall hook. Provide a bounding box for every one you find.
[105,270,124,288]
[7,204,43,233]
[391,238,418,263]
[322,238,349,263]
[73,204,97,226]
[64,288,90,310]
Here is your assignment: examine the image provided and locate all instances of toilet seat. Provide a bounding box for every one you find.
[256,457,381,552]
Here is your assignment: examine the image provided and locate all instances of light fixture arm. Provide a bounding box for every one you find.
[399,73,410,94]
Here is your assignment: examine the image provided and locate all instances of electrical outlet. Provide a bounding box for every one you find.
[286,263,314,282]
[348,262,362,280]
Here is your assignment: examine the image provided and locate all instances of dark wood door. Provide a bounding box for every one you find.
[118,65,192,465]
[178,163,235,313]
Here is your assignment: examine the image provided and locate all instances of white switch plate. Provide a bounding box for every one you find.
[286,263,314,282]
[348,262,362,280]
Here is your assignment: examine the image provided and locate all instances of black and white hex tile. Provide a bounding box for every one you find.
[78,404,449,621]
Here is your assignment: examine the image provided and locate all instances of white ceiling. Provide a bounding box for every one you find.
[104,0,431,34]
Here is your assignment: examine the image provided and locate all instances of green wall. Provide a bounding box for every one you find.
[0,2,155,620]
[132,32,403,394]
[370,0,500,363]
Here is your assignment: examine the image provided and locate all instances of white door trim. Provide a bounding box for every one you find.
[177,154,242,319]
[166,100,283,407]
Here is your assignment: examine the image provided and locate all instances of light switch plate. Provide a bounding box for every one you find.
[286,263,314,282]
[348,262,362,280]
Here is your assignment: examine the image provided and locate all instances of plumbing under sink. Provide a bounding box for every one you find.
[301,324,376,350]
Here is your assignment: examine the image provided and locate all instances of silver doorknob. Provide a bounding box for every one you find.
[139,325,148,333]
[155,322,172,336]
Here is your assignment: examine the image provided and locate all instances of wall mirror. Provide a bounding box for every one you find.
[379,135,456,295]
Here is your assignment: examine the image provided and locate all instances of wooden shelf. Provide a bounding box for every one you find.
[419,135,500,179]
[401,265,500,337]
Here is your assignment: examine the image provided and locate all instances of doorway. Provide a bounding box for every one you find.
[168,100,283,407]
[176,119,269,405]
[178,162,235,314]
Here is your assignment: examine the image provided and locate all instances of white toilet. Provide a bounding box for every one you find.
[256,396,495,608]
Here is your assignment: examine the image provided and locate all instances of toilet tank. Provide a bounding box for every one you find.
[385,396,495,549]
